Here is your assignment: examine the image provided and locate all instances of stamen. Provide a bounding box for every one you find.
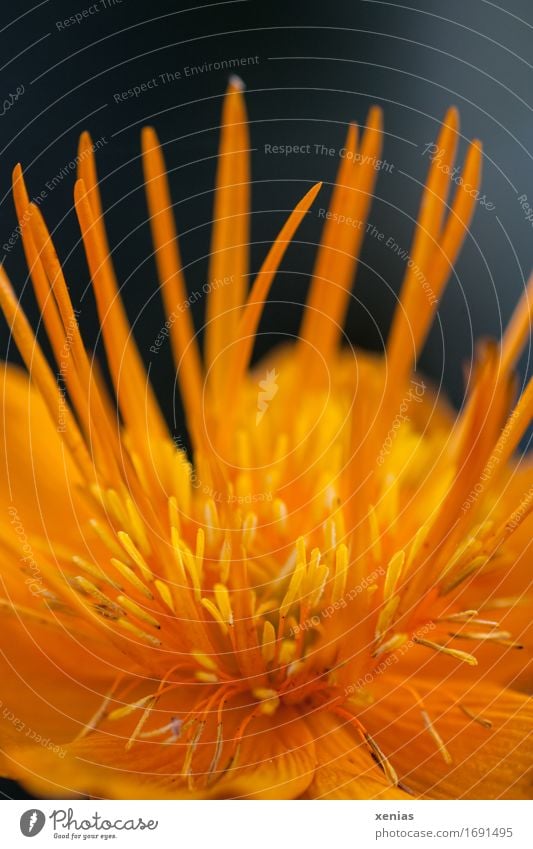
[201,598,229,636]
[207,722,225,785]
[219,536,232,584]
[116,595,161,629]
[154,579,176,613]
[383,550,405,601]
[203,499,220,549]
[191,651,219,673]
[70,575,124,620]
[480,596,529,610]
[437,609,479,622]
[125,497,152,557]
[117,531,154,583]
[168,495,180,534]
[252,687,280,716]
[182,720,206,786]
[364,732,399,786]
[420,709,452,765]
[279,546,306,622]
[373,632,408,656]
[242,512,257,548]
[196,528,205,585]
[71,556,122,591]
[90,519,128,561]
[448,629,511,642]
[170,527,188,584]
[140,717,182,740]
[405,523,430,573]
[440,555,488,594]
[0,598,74,631]
[110,558,153,600]
[459,703,493,729]
[214,583,234,626]
[182,545,202,601]
[332,543,349,603]
[413,636,478,666]
[108,694,155,721]
[126,696,157,750]
[375,594,400,639]
[75,678,122,741]
[117,618,161,647]
[261,620,277,664]
[195,671,219,684]
[273,498,289,534]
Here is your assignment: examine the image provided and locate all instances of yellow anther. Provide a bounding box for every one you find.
[383,550,405,601]
[253,687,280,716]
[182,546,202,600]
[191,650,218,671]
[375,594,400,639]
[89,519,127,561]
[117,618,161,646]
[154,579,175,613]
[117,531,154,582]
[168,495,180,532]
[110,558,153,599]
[195,671,219,683]
[279,546,305,618]
[332,543,349,603]
[414,636,478,666]
[374,633,408,656]
[108,694,154,721]
[71,556,121,590]
[201,598,228,635]
[261,620,276,664]
[279,639,297,665]
[214,583,233,625]
[116,595,161,629]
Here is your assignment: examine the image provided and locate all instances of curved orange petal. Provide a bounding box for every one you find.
[0,364,88,549]
[3,705,316,800]
[303,711,414,799]
[362,675,533,799]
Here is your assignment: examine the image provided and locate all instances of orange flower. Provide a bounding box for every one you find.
[0,80,531,800]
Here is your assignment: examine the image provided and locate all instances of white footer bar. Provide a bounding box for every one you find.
[2,799,531,848]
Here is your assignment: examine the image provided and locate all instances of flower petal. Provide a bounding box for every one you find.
[362,675,533,799]
[303,711,414,799]
[2,702,317,800]
[0,364,89,552]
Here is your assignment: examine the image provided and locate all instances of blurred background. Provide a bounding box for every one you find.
[0,0,532,798]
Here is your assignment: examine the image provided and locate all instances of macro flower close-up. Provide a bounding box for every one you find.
[0,76,530,802]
